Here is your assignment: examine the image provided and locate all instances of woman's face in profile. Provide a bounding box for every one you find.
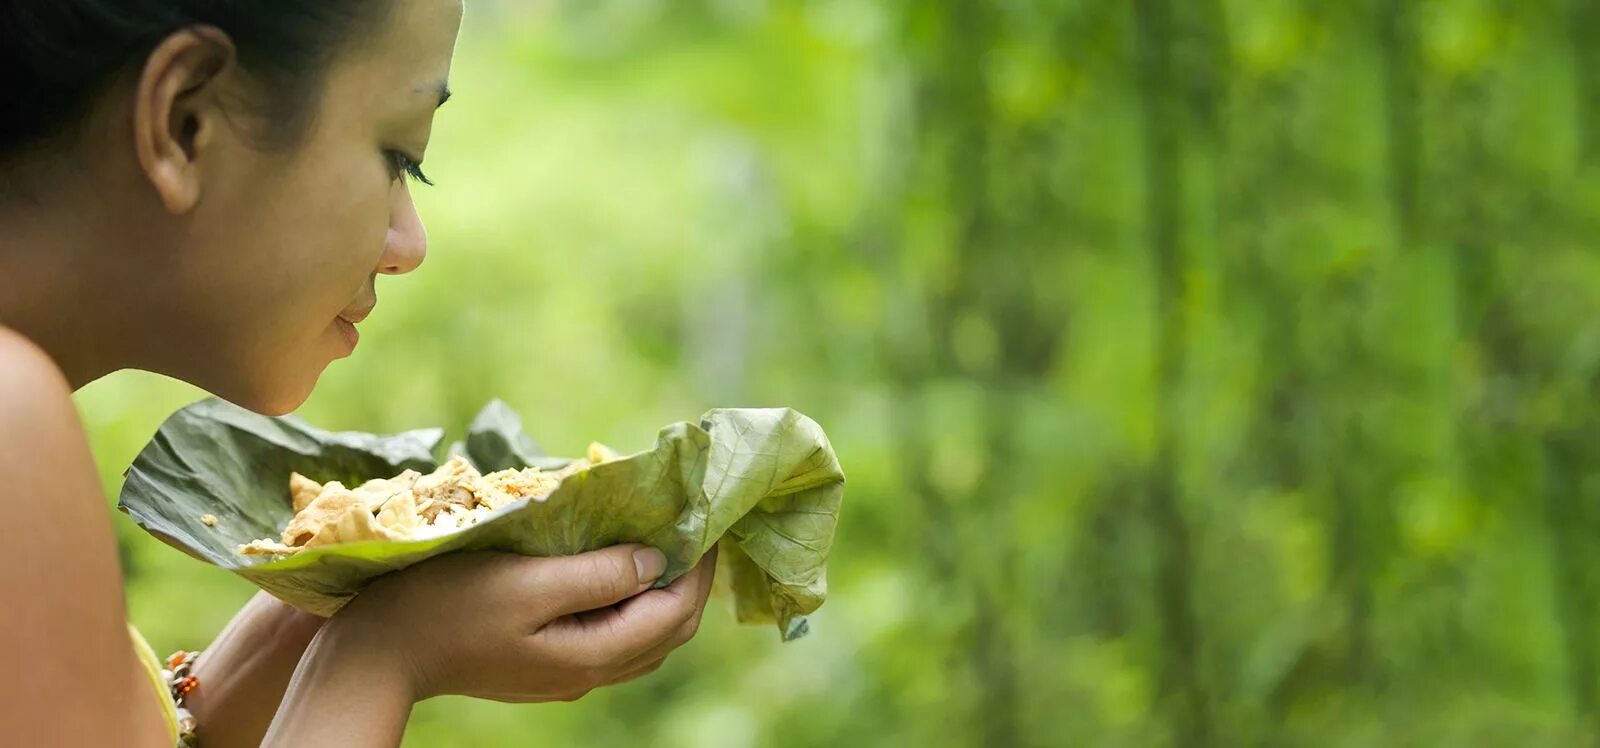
[167,0,462,414]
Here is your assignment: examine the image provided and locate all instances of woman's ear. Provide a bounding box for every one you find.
[132,27,236,215]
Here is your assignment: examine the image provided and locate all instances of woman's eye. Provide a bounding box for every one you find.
[385,150,434,186]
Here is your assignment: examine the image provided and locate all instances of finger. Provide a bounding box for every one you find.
[616,548,719,671]
[524,544,668,618]
[665,545,716,632]
[692,545,718,607]
[539,579,698,667]
[670,546,716,637]
[607,545,714,636]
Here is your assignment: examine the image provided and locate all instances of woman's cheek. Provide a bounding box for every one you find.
[302,184,389,288]
[341,173,398,268]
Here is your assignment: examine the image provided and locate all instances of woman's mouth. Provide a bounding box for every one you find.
[334,305,373,354]
[334,316,360,352]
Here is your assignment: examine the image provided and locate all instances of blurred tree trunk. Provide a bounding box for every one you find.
[1545,426,1600,739]
[931,0,1028,741]
[1132,0,1211,743]
[1570,0,1600,162]
[1379,0,1420,250]
[1548,2,1600,735]
[1305,0,1428,697]
[876,0,1064,741]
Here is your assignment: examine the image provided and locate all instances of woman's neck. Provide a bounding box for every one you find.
[0,191,136,390]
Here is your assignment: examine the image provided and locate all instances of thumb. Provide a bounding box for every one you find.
[534,544,668,617]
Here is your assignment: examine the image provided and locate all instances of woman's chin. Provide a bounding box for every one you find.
[247,393,309,417]
[205,362,324,417]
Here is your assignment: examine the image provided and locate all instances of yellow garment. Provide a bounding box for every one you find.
[127,623,182,744]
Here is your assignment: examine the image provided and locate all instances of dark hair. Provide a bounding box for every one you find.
[0,1,391,165]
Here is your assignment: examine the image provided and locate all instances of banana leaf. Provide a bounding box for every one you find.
[117,398,844,641]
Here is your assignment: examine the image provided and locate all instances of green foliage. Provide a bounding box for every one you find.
[71,0,1600,744]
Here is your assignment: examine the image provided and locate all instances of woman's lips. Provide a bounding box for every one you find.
[335,299,374,354]
[334,316,360,352]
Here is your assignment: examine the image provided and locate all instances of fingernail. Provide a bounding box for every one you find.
[634,547,667,583]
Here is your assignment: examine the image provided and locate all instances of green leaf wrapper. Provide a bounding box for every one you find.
[118,398,844,641]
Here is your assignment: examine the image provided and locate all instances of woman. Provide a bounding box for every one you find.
[0,1,716,745]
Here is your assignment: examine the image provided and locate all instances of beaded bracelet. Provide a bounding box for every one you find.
[161,650,202,748]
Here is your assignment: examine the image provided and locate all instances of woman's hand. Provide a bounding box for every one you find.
[265,544,717,745]
[336,544,717,702]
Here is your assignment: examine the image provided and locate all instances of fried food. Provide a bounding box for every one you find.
[239,449,615,557]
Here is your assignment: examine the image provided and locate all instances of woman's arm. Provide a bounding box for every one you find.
[185,592,326,748]
[0,330,170,747]
[261,610,415,747]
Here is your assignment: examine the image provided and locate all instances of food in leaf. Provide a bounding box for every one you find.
[241,452,615,556]
[120,398,843,640]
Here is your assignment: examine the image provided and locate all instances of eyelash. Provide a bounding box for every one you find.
[385,150,434,186]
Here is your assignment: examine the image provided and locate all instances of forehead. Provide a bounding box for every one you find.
[322,0,462,116]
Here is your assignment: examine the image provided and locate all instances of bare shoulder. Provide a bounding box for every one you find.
[0,326,87,493]
[0,326,93,501]
[0,324,71,407]
[0,326,170,745]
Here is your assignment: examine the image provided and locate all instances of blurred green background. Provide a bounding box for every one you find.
[74,0,1600,745]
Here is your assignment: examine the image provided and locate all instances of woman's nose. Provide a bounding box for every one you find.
[380,184,428,276]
